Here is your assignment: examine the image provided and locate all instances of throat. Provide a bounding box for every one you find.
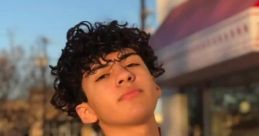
[100,117,161,136]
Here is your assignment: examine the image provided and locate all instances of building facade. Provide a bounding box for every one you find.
[151,0,259,136]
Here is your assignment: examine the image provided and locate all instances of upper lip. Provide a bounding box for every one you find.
[118,88,142,101]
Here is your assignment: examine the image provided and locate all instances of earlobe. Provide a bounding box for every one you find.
[156,85,161,96]
[76,103,98,124]
[155,84,162,97]
[152,76,162,97]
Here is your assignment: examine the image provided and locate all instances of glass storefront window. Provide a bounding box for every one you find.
[210,84,259,136]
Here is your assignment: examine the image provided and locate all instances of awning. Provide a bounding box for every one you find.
[150,0,259,86]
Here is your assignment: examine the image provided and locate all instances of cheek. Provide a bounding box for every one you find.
[136,71,159,92]
[142,71,160,95]
[85,83,116,109]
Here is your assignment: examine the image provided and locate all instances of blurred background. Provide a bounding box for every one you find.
[1,0,259,136]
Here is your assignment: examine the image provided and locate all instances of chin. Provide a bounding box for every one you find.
[128,108,155,123]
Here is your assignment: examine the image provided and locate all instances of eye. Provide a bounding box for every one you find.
[126,63,140,67]
[96,73,110,81]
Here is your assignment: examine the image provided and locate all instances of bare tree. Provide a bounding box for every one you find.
[0,34,52,100]
[0,46,34,100]
[0,51,15,100]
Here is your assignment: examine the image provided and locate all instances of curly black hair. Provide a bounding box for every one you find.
[50,20,164,118]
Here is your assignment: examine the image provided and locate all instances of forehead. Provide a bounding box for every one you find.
[103,48,136,61]
[88,48,138,71]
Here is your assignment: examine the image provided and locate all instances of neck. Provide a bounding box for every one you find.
[100,116,160,136]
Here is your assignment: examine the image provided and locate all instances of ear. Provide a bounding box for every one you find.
[152,76,162,97]
[155,83,162,97]
[76,102,98,124]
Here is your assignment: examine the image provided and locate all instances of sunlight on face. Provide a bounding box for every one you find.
[80,49,161,126]
[89,52,142,83]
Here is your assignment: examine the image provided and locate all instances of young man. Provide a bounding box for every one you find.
[50,20,164,136]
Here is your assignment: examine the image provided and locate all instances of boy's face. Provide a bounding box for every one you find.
[77,48,161,127]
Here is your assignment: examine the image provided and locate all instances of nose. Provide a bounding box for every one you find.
[114,63,135,86]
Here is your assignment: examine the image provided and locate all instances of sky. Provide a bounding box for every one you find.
[0,0,157,64]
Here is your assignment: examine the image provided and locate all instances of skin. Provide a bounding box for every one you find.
[76,49,161,136]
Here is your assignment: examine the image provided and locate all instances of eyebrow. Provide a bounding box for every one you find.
[90,52,138,73]
[118,52,137,62]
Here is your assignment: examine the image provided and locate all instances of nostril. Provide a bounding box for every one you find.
[118,80,123,84]
[128,76,132,81]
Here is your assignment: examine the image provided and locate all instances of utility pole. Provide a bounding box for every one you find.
[35,36,49,136]
[40,36,49,135]
[7,30,15,52]
[7,30,16,61]
[140,0,147,30]
[40,37,48,92]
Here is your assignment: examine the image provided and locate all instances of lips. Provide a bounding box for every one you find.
[119,89,142,101]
